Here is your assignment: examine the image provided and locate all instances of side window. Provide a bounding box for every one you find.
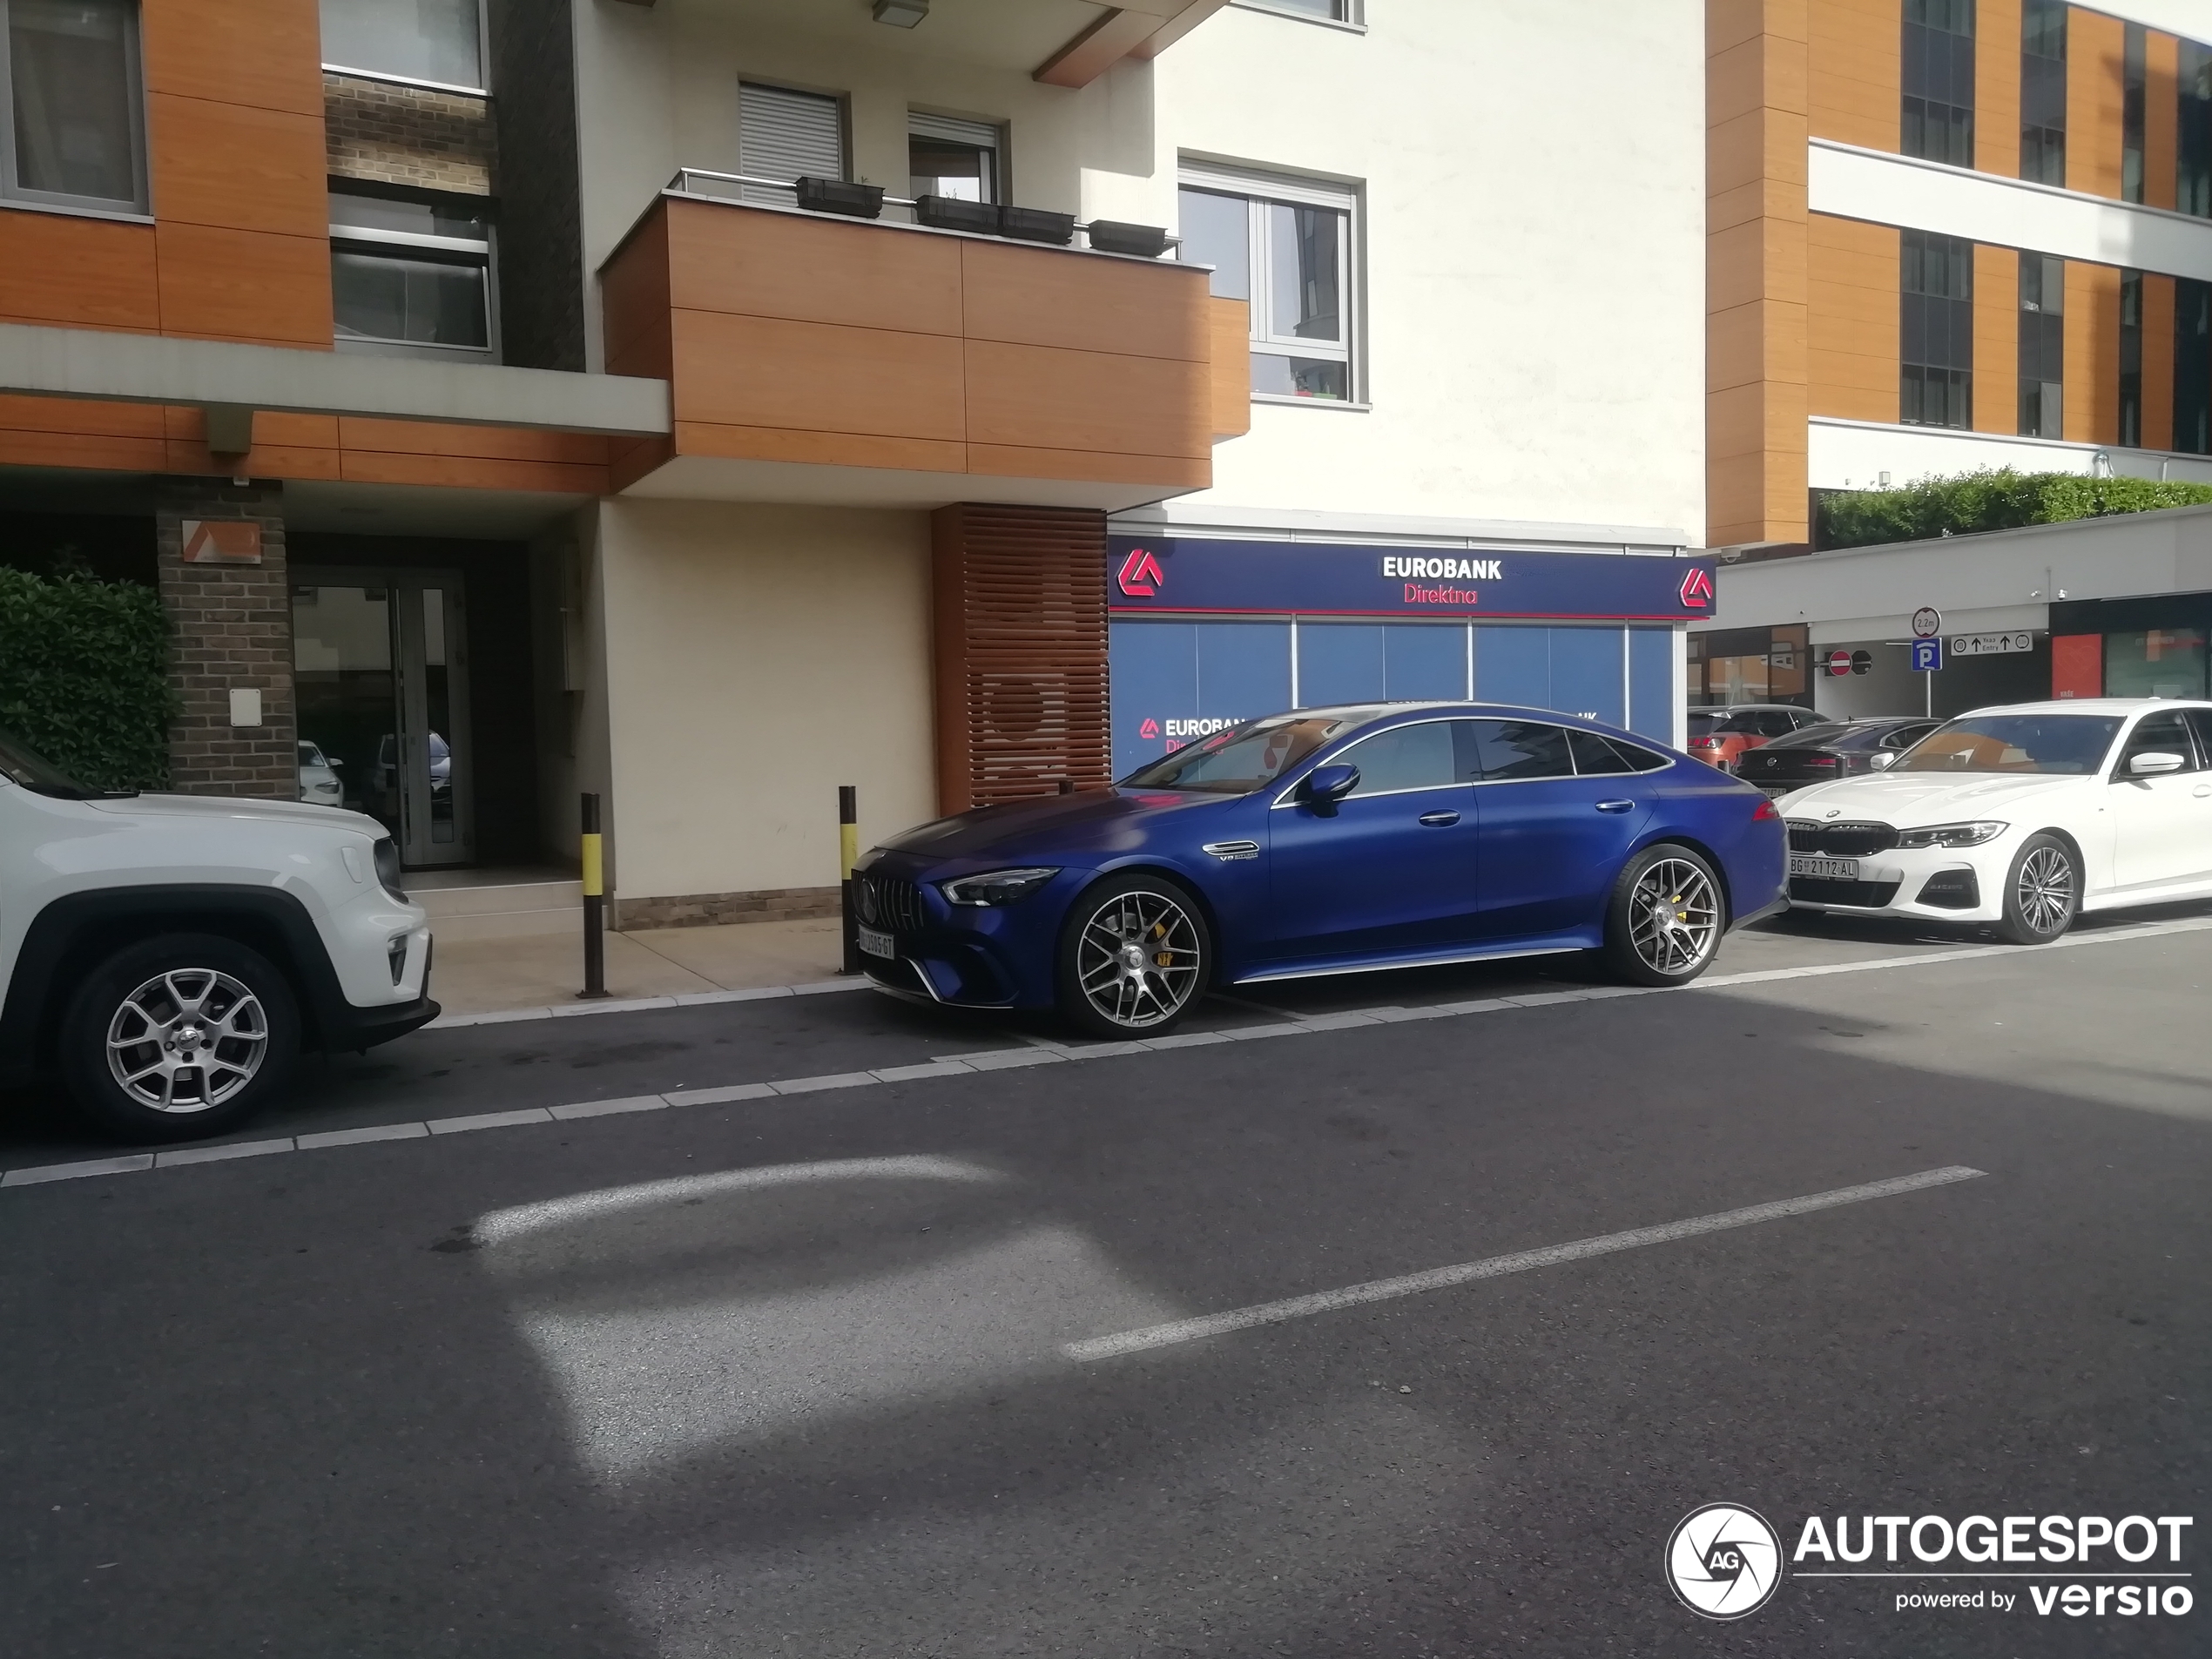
[1882,722,1935,748]
[1757,711,1799,737]
[1469,719,1574,781]
[1338,722,1459,796]
[2,0,147,212]
[2116,711,2199,773]
[1568,730,1634,776]
[1602,736,1672,772]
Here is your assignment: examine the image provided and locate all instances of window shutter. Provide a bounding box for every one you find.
[738,84,844,205]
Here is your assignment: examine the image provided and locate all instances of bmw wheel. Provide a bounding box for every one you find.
[1602,844,1724,987]
[1995,833,2078,945]
[1055,873,1211,1039]
[60,934,300,1142]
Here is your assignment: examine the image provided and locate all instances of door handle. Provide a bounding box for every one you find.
[1595,799,1635,813]
[2195,784,2212,799]
[1417,810,1460,826]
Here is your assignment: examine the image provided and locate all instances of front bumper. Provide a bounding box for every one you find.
[854,860,1090,1010]
[1787,843,2003,921]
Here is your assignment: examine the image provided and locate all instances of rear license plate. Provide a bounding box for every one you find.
[1789,855,1859,880]
[857,925,895,960]
[1761,785,1793,799]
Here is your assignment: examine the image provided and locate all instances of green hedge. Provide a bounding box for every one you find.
[1816,468,2212,550]
[0,568,172,791]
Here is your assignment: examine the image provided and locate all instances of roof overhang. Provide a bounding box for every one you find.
[1035,0,1231,87]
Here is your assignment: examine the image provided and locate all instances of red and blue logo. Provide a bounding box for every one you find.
[1117,548,1165,598]
[1679,567,1714,610]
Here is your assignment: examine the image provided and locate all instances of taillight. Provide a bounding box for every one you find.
[1752,798,1781,820]
[1805,756,1838,767]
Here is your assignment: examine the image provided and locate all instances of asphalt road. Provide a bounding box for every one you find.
[3,910,2208,1656]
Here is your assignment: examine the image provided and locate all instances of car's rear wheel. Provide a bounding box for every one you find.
[1602,844,1725,987]
[1995,833,2078,945]
[1055,873,1211,1040]
[59,934,300,1142]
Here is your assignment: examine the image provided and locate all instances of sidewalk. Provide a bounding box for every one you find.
[429,917,846,1018]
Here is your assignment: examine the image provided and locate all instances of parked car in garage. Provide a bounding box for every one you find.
[1686,705,1831,772]
[1737,716,1943,797]
[853,703,1789,1038]
[1781,699,2212,943]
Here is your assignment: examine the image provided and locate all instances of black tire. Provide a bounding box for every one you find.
[1602,843,1726,988]
[1994,833,2079,945]
[59,934,300,1142]
[1055,873,1212,1040]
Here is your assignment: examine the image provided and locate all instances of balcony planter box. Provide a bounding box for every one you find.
[914,194,1001,235]
[795,177,885,219]
[999,206,1076,246]
[1084,219,1170,259]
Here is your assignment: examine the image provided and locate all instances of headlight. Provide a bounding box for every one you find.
[939,867,1059,907]
[372,836,409,901]
[1895,821,2007,849]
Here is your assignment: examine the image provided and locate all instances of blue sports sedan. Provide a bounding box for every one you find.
[853,704,1788,1038]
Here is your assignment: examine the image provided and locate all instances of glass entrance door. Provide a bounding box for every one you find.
[293,571,475,867]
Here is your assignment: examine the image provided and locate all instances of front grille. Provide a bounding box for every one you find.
[1790,877,1901,907]
[1786,820,1900,857]
[856,873,927,934]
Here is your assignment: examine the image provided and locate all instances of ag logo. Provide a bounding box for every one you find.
[1665,1504,1783,1620]
[1117,548,1165,597]
[1679,566,1715,609]
[1138,717,1160,739]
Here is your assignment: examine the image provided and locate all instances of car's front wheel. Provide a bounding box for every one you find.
[1602,843,1725,987]
[1055,873,1211,1040]
[59,934,300,1141]
[1995,833,2079,945]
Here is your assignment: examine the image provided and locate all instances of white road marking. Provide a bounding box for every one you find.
[1062,1166,1988,1362]
[427,1109,555,1135]
[153,1138,294,1167]
[1,1153,154,1186]
[295,1122,428,1150]
[425,978,870,1030]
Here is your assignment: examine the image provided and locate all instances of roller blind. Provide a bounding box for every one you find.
[738,83,844,206]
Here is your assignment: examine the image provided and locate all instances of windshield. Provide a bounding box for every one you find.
[1119,709,1383,794]
[1890,713,2122,775]
[1770,723,1885,752]
[0,727,114,799]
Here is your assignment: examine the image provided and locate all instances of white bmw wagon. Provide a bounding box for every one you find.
[1778,699,2212,943]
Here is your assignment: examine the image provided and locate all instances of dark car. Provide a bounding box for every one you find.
[1734,716,1943,797]
[1685,704,1831,772]
[853,703,1789,1039]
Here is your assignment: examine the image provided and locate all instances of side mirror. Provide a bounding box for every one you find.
[1868,752,1896,769]
[1302,763,1360,813]
[2128,751,2187,777]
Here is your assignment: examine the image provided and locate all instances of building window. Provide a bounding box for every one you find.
[2176,277,2212,452]
[1234,0,1360,22]
[2182,42,2212,219]
[2120,269,2142,446]
[908,111,999,203]
[1901,0,1975,167]
[2020,0,2067,186]
[2018,253,2064,439]
[1901,230,1973,429]
[330,186,494,356]
[1179,166,1358,403]
[319,0,483,92]
[738,82,844,207]
[2123,24,2147,204]
[0,0,145,213]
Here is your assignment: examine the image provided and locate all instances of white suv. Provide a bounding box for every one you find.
[0,729,436,1141]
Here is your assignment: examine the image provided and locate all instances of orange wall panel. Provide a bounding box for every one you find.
[141,0,324,118]
[2067,9,2127,201]
[960,239,1208,363]
[337,420,608,465]
[2063,260,2121,444]
[2145,31,2179,209]
[1973,244,2019,434]
[671,421,965,475]
[1977,0,2021,175]
[2141,272,2175,450]
[962,341,1208,461]
[0,395,165,437]
[0,428,167,471]
[670,309,968,442]
[149,95,327,239]
[1810,0,1900,151]
[0,212,158,330]
[1807,213,1899,424]
[600,206,675,381]
[1208,298,1251,439]
[664,199,962,336]
[154,223,332,345]
[966,443,1209,489]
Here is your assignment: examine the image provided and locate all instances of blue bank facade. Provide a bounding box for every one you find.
[1107,534,1710,779]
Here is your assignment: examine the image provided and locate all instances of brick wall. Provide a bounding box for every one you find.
[325,71,495,194]
[155,482,297,799]
[613,887,843,931]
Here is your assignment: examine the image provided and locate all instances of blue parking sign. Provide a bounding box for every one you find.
[1911,637,1944,671]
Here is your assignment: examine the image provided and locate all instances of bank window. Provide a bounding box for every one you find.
[908,111,999,203]
[2183,42,2212,219]
[1902,0,1975,167]
[2018,253,2063,439]
[2020,0,2067,186]
[319,0,484,92]
[330,187,494,357]
[0,0,146,214]
[739,82,844,207]
[1902,231,1973,429]
[1179,169,1358,404]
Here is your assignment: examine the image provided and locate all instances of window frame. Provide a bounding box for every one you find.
[907,109,1003,206]
[1180,159,1365,409]
[319,0,489,98]
[738,78,850,206]
[1230,0,1366,30]
[328,183,498,361]
[0,0,150,217]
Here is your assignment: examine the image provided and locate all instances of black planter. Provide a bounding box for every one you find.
[914,194,1001,235]
[1084,219,1170,259]
[998,205,1076,246]
[793,177,885,219]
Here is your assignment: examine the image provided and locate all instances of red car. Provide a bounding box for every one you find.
[1686,704,1830,772]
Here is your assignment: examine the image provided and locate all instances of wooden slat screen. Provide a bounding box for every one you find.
[932,502,1112,813]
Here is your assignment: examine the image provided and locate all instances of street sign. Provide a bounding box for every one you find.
[1851,648,1871,676]
[1824,649,1852,677]
[1911,637,1945,672]
[1948,631,2033,656]
[1912,607,1943,638]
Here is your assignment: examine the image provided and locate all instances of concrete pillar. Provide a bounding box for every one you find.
[154,479,296,799]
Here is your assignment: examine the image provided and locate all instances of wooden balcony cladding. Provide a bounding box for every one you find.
[600,196,1216,496]
[1209,298,1251,439]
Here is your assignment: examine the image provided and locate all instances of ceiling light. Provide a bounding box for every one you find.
[873,0,927,24]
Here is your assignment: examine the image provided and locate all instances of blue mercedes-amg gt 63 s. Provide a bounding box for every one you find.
[853,703,1788,1039]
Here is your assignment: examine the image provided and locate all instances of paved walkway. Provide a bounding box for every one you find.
[432,917,845,1017]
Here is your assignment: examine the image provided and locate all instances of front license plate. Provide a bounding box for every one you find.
[1790,855,1859,880]
[856,925,895,960]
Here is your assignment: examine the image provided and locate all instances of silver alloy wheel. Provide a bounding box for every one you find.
[105,968,270,1114]
[1629,857,1721,976]
[1076,889,1204,1029]
[2014,842,2075,936]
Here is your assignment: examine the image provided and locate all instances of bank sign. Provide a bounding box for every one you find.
[1108,536,1716,623]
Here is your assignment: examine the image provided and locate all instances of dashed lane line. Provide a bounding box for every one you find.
[3,914,2205,1190]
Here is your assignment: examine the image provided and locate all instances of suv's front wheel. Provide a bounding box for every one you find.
[60,934,300,1141]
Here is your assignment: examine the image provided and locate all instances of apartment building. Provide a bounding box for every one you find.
[1705,0,2212,712]
[0,0,1706,927]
